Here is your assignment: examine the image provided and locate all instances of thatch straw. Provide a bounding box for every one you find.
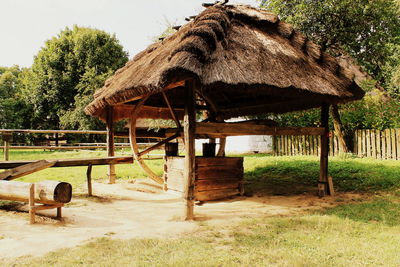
[85,4,364,120]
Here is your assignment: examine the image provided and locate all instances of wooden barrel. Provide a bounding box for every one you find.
[165,142,179,156]
[0,180,72,204]
[202,143,216,157]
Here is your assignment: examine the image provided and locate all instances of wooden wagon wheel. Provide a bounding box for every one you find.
[128,88,224,185]
[128,93,182,185]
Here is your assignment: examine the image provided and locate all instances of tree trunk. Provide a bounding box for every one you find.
[331,104,349,153]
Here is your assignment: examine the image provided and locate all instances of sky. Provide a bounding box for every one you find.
[1,0,258,68]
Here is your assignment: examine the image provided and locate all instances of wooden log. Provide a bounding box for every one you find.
[0,160,56,181]
[318,103,329,197]
[106,106,116,184]
[183,80,196,220]
[0,180,72,204]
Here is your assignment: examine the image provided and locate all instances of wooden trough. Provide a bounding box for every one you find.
[0,180,72,224]
[165,157,244,201]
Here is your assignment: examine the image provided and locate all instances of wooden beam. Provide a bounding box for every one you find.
[318,103,330,197]
[106,106,116,184]
[183,80,196,220]
[0,129,107,135]
[112,104,184,122]
[0,156,137,169]
[0,160,57,181]
[138,132,180,157]
[196,122,324,137]
[121,80,186,105]
[162,91,182,129]
[87,164,93,196]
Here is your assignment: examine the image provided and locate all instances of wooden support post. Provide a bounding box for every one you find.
[2,133,12,161]
[106,106,116,184]
[319,103,330,197]
[29,183,35,224]
[57,207,62,219]
[183,80,196,220]
[87,164,93,196]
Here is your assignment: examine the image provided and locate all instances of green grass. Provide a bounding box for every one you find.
[322,196,400,226]
[2,151,400,266]
[243,155,400,194]
[2,213,400,266]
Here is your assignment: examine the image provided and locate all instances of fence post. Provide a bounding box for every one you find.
[106,106,116,184]
[319,103,330,197]
[2,133,12,161]
[396,129,400,160]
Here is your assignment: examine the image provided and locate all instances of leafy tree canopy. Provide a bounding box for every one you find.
[24,25,128,130]
[260,0,400,95]
[0,66,33,129]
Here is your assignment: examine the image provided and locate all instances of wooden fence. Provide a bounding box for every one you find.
[273,128,400,160]
[273,133,341,157]
[354,129,400,160]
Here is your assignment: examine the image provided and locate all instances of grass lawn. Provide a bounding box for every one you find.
[1,150,400,266]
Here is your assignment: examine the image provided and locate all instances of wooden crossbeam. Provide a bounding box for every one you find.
[0,156,138,169]
[138,133,181,157]
[195,122,325,137]
[0,160,57,181]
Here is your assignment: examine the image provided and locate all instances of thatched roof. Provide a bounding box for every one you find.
[85,4,364,120]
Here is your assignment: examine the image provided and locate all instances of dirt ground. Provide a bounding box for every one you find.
[0,179,364,259]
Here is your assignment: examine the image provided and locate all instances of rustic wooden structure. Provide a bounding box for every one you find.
[85,3,365,219]
[165,157,244,201]
[0,180,72,224]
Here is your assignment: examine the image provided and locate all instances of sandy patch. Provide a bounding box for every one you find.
[0,179,363,259]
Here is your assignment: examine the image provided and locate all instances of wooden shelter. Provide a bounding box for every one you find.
[85,3,365,220]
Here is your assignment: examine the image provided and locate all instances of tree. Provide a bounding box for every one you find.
[261,0,400,86]
[0,66,33,130]
[24,26,128,130]
[260,0,400,151]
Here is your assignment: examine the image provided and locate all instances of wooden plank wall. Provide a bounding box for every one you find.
[354,129,400,160]
[273,129,400,160]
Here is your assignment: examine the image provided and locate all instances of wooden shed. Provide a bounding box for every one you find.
[85,2,365,220]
